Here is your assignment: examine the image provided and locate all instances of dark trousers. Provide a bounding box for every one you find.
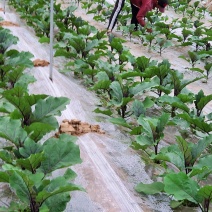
[130,3,139,31]
[107,0,125,31]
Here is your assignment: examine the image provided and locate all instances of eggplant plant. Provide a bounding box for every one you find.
[136,171,212,212]
[132,113,170,159]
[109,36,133,66]
[0,86,70,140]
[0,25,84,212]
[143,59,173,97]
[153,134,212,174]
[132,55,157,82]
[54,5,78,32]
[142,32,156,49]
[82,53,105,82]
[0,27,18,54]
[136,134,212,211]
[104,67,158,118]
[176,113,212,135]
[155,37,173,56]
[181,28,193,44]
[158,69,202,117]
[193,90,212,117]
[0,117,84,212]
[0,41,34,89]
[30,11,51,37]
[109,79,134,118]
[81,1,93,12]
[179,51,201,68]
[204,62,212,80]
[154,22,180,41]
[91,61,121,100]
[119,24,138,41]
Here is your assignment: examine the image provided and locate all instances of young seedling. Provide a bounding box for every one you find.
[193,90,212,117]
[158,69,203,117]
[155,37,173,56]
[132,113,170,159]
[204,62,212,80]
[132,55,157,82]
[144,59,173,96]
[179,51,201,68]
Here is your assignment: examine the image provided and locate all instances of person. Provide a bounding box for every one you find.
[107,0,126,33]
[107,0,168,34]
[130,0,169,32]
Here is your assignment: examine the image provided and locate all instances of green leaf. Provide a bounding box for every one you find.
[176,136,192,167]
[191,135,212,164]
[120,71,141,79]
[137,116,153,138]
[16,153,45,172]
[19,139,43,158]
[63,168,77,180]
[0,28,18,53]
[40,134,82,174]
[2,87,32,119]
[164,172,200,203]
[153,146,185,171]
[0,117,29,146]
[0,171,9,182]
[37,177,84,211]
[109,117,132,129]
[196,93,212,112]
[158,95,189,113]
[131,100,146,118]
[32,96,70,121]
[15,73,36,89]
[9,171,32,204]
[0,100,15,114]
[156,113,170,134]
[190,68,204,74]
[93,108,112,116]
[109,81,123,105]
[170,200,183,209]
[24,122,55,142]
[0,150,13,164]
[177,113,212,133]
[188,167,212,181]
[5,50,34,68]
[130,126,143,135]
[198,186,212,201]
[143,97,154,108]
[95,71,110,81]
[54,49,75,58]
[194,155,212,170]
[130,77,159,95]
[39,36,50,43]
[92,80,111,91]
[135,182,164,195]
[135,135,153,148]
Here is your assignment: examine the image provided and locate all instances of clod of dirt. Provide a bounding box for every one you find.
[33,59,50,67]
[0,21,19,26]
[56,119,105,136]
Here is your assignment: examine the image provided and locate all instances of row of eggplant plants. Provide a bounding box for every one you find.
[6,0,212,211]
[0,25,84,211]
[84,0,212,79]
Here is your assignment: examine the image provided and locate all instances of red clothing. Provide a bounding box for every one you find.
[130,0,157,27]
